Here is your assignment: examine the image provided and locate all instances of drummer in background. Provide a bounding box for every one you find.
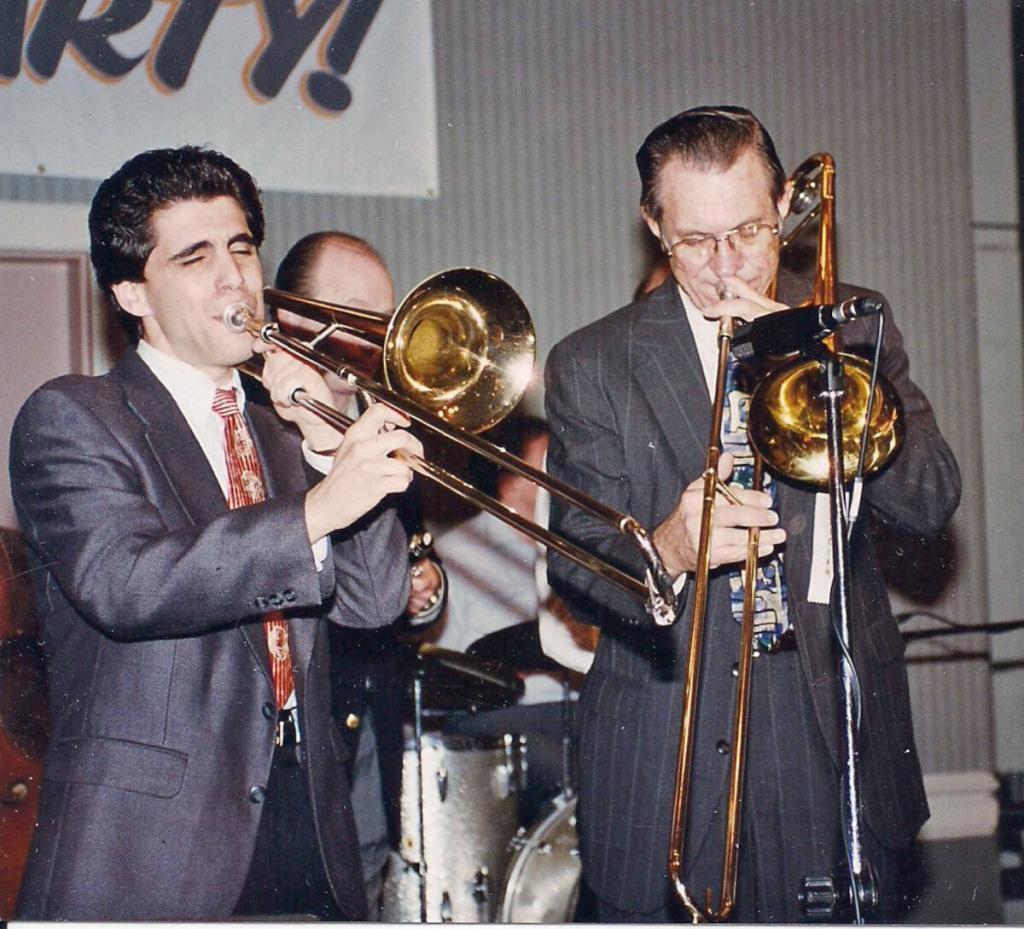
[431,414,595,824]
[273,231,446,916]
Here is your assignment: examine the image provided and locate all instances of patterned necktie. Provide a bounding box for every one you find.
[720,353,791,650]
[212,387,294,708]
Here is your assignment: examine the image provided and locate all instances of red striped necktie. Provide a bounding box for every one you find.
[212,387,294,709]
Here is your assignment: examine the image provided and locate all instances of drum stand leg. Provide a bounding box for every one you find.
[560,677,575,799]
[413,668,428,922]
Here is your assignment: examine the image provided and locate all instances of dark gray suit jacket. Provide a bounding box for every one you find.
[545,277,961,912]
[8,349,410,920]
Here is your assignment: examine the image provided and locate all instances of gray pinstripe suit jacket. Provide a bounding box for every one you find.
[545,276,961,912]
[9,349,410,920]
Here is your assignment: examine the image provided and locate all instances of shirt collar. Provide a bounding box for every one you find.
[136,339,245,416]
[676,284,722,398]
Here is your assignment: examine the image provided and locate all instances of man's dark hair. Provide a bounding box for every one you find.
[89,146,265,343]
[275,230,385,297]
[636,105,786,222]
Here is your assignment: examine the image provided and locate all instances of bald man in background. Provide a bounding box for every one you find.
[273,233,445,913]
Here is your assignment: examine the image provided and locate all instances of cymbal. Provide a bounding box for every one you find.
[466,621,563,674]
[410,643,523,714]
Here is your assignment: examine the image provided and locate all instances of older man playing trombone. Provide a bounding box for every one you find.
[545,106,960,923]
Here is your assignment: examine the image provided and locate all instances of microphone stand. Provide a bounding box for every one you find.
[800,349,878,922]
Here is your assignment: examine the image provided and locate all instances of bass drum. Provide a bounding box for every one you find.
[499,794,581,923]
[382,733,523,923]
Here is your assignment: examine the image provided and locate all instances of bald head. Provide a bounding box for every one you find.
[275,231,394,383]
[276,231,395,310]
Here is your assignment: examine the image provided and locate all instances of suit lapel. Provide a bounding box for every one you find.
[631,283,714,486]
[115,351,272,674]
[632,269,807,481]
[115,351,228,523]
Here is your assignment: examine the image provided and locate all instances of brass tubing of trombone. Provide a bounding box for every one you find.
[260,283,633,531]
[668,317,743,921]
[248,309,637,531]
[233,314,674,615]
[813,155,836,306]
[779,204,819,253]
[264,287,393,343]
[714,454,762,920]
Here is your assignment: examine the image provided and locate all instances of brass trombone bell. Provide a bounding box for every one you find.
[265,268,536,435]
[748,152,904,486]
[748,354,904,486]
[385,269,536,433]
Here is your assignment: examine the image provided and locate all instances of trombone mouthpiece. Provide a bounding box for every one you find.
[222,303,254,333]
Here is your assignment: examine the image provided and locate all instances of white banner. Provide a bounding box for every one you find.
[0,0,438,198]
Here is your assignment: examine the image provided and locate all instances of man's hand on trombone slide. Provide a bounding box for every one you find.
[651,451,786,577]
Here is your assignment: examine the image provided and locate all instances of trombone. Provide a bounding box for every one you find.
[666,154,904,921]
[224,267,679,626]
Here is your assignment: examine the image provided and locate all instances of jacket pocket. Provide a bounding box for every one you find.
[45,735,187,798]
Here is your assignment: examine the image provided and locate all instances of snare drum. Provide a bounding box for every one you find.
[499,794,580,923]
[382,732,523,923]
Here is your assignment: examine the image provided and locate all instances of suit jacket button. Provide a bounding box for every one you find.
[262,702,275,720]
[248,785,266,804]
[345,713,361,730]
[268,593,284,609]
[283,588,297,603]
[716,740,731,755]
[254,596,268,610]
[790,513,806,535]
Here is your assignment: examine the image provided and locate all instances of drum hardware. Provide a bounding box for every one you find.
[501,732,527,796]
[472,867,492,922]
[498,793,582,923]
[467,620,564,676]
[467,621,578,799]
[386,644,526,920]
[559,679,574,799]
[413,669,428,923]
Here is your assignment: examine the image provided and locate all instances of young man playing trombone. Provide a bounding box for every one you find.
[9,146,420,920]
[545,106,961,922]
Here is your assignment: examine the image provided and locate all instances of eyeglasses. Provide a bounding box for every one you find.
[664,221,780,262]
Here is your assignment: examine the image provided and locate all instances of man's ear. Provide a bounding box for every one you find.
[111,280,151,319]
[777,179,794,222]
[641,208,667,254]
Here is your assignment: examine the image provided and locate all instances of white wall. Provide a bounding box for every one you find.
[966,0,1024,774]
